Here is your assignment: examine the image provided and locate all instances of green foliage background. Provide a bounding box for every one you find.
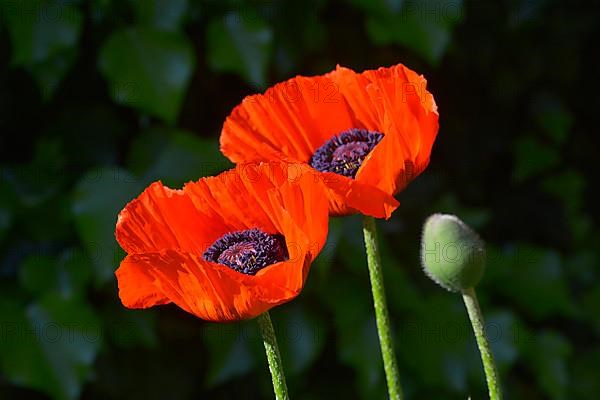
[1,0,598,399]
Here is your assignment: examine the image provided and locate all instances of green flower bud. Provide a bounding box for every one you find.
[420,213,486,292]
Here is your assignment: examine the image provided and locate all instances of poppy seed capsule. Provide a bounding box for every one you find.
[420,214,485,292]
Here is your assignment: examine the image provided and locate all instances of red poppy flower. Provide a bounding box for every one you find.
[114,162,329,322]
[220,64,439,219]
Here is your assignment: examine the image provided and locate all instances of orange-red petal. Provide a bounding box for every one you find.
[320,172,399,218]
[329,64,438,196]
[117,251,281,321]
[219,63,439,220]
[115,259,171,308]
[221,74,356,164]
[115,162,329,321]
[115,181,223,255]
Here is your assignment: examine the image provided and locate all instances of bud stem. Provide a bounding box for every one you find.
[257,312,290,400]
[362,216,404,400]
[461,287,503,400]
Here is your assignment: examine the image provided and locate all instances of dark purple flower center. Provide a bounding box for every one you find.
[309,128,384,178]
[203,228,288,275]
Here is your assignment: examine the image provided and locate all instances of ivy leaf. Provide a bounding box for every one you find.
[71,167,143,284]
[542,169,584,213]
[485,311,521,372]
[348,0,404,15]
[99,27,195,124]
[531,93,573,145]
[72,131,226,284]
[513,135,560,182]
[0,0,82,99]
[139,129,231,187]
[28,49,79,99]
[366,0,463,65]
[2,138,66,207]
[398,295,471,390]
[484,245,576,320]
[202,321,257,387]
[207,12,273,88]
[320,275,385,398]
[18,250,92,298]
[0,294,102,400]
[272,305,327,376]
[101,306,158,349]
[129,0,188,32]
[571,348,600,398]
[526,331,571,400]
[311,217,343,281]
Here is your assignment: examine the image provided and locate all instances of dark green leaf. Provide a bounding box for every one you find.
[513,136,560,182]
[139,129,231,186]
[398,295,471,390]
[27,48,78,99]
[101,306,158,349]
[484,245,576,320]
[207,12,273,88]
[526,331,571,400]
[531,93,573,145]
[18,250,92,298]
[320,275,385,398]
[366,0,463,65]
[311,217,343,282]
[485,311,521,372]
[336,215,368,273]
[202,321,257,387]
[0,294,101,400]
[3,138,66,207]
[541,170,584,213]
[129,0,188,31]
[348,0,404,15]
[99,27,195,123]
[433,194,492,230]
[71,167,143,284]
[570,348,600,399]
[267,1,325,75]
[0,0,82,98]
[272,305,326,375]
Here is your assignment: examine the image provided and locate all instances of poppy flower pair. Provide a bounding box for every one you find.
[115,64,439,321]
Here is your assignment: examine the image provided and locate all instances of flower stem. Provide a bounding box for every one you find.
[362,216,404,400]
[461,287,503,400]
[257,312,290,400]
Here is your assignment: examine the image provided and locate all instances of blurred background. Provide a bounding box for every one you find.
[1,0,598,399]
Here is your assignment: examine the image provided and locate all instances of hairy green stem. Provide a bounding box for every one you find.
[362,216,404,400]
[462,287,503,400]
[257,312,290,400]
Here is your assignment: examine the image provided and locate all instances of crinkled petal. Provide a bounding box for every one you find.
[115,181,224,255]
[115,259,171,308]
[352,64,439,194]
[221,75,356,164]
[116,250,291,321]
[115,162,330,321]
[219,64,439,219]
[321,172,399,219]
